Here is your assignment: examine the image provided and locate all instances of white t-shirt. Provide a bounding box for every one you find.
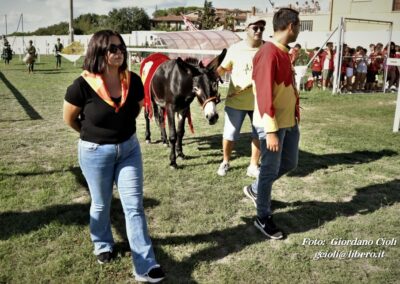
[220,40,262,110]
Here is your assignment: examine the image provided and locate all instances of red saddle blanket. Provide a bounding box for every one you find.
[139,53,194,134]
[140,53,170,118]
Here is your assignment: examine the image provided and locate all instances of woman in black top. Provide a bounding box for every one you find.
[63,30,164,283]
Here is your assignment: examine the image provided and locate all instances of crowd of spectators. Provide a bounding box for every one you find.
[290,41,400,93]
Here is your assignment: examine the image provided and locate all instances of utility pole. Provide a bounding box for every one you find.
[69,0,74,43]
[5,14,7,35]
[329,0,334,31]
[22,14,24,48]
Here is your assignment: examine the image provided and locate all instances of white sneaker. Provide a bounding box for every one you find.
[217,162,229,176]
[246,164,259,178]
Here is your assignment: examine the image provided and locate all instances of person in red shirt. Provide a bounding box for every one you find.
[311,48,323,86]
[243,8,301,239]
[289,43,302,66]
[366,43,383,92]
[342,46,355,93]
[395,45,400,59]
[393,45,400,91]
[386,41,398,91]
[304,47,322,89]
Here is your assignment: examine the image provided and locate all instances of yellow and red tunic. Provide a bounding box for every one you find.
[252,40,300,133]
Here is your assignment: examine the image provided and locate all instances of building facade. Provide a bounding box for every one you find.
[151,8,249,31]
[252,0,400,35]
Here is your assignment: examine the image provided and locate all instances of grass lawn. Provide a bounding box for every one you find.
[0,55,399,283]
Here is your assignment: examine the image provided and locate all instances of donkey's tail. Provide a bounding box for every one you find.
[187,110,194,134]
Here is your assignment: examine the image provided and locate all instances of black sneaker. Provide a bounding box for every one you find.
[96,251,112,264]
[254,216,284,239]
[243,185,257,207]
[135,265,165,283]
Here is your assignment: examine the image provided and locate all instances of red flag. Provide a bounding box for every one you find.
[181,13,198,31]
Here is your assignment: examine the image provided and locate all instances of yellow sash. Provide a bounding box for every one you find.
[81,70,131,113]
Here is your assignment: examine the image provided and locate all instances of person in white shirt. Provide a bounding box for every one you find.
[216,16,266,178]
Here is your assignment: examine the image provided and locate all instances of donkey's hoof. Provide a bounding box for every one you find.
[163,143,169,147]
[170,163,178,169]
[145,139,151,144]
[177,153,186,160]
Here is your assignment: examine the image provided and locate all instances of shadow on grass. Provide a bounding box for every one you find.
[152,179,400,283]
[0,178,399,282]
[275,179,400,234]
[0,71,43,120]
[39,71,72,75]
[0,166,88,189]
[183,133,398,176]
[290,149,398,177]
[0,196,160,241]
[0,119,37,122]
[30,68,73,74]
[149,179,400,282]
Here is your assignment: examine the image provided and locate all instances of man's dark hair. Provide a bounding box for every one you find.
[273,8,300,32]
[83,30,128,74]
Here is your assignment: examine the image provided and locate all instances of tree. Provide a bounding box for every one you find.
[224,14,235,31]
[199,1,216,30]
[153,10,168,18]
[74,13,108,34]
[153,6,200,18]
[107,7,151,33]
[34,22,69,35]
[8,7,151,36]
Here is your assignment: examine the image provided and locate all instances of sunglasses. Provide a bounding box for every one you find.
[251,26,265,32]
[107,44,126,54]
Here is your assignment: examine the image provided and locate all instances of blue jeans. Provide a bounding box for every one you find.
[78,134,157,274]
[251,125,300,218]
[223,106,258,141]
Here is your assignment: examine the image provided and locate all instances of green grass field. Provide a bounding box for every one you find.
[0,56,399,283]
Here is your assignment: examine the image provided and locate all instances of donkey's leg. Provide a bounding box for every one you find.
[176,108,188,159]
[144,108,151,144]
[153,102,167,145]
[159,107,168,146]
[166,106,177,168]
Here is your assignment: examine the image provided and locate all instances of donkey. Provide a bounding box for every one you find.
[140,49,227,168]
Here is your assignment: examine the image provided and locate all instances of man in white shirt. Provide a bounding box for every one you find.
[216,16,266,178]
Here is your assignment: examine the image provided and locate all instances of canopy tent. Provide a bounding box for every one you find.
[153,30,241,51]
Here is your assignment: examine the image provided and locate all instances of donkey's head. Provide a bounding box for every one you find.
[193,49,226,125]
[177,49,227,125]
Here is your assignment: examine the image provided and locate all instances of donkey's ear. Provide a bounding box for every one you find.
[206,48,227,72]
[176,57,202,76]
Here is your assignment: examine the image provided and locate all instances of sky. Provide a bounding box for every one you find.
[1,0,329,34]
